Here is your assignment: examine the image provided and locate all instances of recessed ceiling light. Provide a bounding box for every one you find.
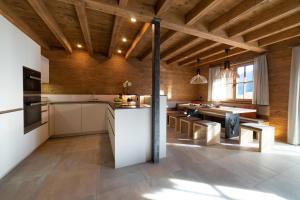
[117,49,122,54]
[76,44,83,48]
[122,37,127,42]
[130,17,137,23]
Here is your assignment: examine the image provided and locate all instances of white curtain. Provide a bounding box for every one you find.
[208,66,233,102]
[253,54,269,105]
[288,46,300,145]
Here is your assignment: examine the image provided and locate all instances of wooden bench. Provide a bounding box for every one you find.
[167,110,182,126]
[168,113,187,132]
[179,117,201,137]
[193,120,221,145]
[239,123,275,152]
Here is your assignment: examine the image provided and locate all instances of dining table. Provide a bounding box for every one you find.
[178,104,257,138]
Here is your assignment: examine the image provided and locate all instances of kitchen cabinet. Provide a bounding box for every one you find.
[82,104,106,133]
[54,104,82,135]
[41,56,49,83]
[106,105,115,156]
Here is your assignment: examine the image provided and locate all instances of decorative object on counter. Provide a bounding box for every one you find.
[122,80,132,95]
[114,93,123,106]
[216,48,240,79]
[190,59,207,84]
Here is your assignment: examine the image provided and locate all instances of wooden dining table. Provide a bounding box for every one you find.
[179,104,257,138]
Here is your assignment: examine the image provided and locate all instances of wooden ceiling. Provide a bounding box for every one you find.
[1,0,300,68]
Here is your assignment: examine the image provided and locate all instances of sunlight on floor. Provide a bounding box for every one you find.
[166,143,203,148]
[142,178,287,200]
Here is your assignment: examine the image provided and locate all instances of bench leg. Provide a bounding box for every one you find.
[239,128,254,145]
[259,129,274,152]
[206,125,221,145]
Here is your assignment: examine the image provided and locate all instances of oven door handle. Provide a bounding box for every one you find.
[29,75,41,81]
[29,102,43,107]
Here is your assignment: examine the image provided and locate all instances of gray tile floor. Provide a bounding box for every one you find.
[1,128,300,200]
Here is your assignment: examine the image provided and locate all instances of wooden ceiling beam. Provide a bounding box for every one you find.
[108,0,128,57]
[193,48,248,68]
[185,0,222,25]
[155,0,172,16]
[75,0,93,55]
[227,0,300,37]
[161,36,199,60]
[258,26,300,47]
[178,44,231,66]
[0,1,50,50]
[126,0,173,59]
[161,37,202,61]
[57,0,265,53]
[166,40,218,64]
[118,0,128,7]
[27,0,72,53]
[125,22,150,59]
[208,0,265,32]
[244,12,300,43]
[138,30,176,60]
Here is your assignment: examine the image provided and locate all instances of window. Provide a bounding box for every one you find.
[235,65,254,100]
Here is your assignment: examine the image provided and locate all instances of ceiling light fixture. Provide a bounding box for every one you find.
[190,59,208,84]
[130,17,137,23]
[76,44,83,48]
[117,49,122,54]
[122,37,127,42]
[216,49,240,79]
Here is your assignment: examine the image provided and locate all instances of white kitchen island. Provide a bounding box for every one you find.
[48,95,167,168]
[107,96,167,168]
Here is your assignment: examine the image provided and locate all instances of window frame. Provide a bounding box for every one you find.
[220,62,254,104]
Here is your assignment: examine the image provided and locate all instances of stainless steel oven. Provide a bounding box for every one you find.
[23,66,41,94]
[23,67,41,134]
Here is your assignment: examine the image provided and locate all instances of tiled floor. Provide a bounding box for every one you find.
[1,128,300,200]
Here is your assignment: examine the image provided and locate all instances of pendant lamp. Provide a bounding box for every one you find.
[217,49,240,79]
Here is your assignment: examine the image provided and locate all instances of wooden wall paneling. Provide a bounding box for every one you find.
[27,0,72,53]
[42,49,199,101]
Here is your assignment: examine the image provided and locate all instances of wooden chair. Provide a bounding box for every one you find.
[193,120,221,145]
[168,113,187,132]
[179,117,201,137]
[239,123,275,152]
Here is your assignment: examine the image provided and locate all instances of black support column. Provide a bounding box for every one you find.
[151,17,160,163]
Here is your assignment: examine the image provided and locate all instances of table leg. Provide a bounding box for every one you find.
[225,113,240,138]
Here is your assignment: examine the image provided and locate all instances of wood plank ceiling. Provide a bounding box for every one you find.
[1,0,300,68]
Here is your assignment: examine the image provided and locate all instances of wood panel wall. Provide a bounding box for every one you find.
[41,50,200,101]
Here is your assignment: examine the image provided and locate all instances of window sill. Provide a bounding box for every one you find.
[221,99,253,104]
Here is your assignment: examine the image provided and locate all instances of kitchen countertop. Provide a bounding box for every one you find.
[49,100,151,110]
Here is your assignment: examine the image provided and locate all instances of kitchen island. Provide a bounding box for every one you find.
[49,96,167,168]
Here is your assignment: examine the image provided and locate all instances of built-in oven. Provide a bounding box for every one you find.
[23,66,41,94]
[23,66,42,134]
[24,95,42,133]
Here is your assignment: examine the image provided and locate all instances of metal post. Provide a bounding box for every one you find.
[151,17,160,163]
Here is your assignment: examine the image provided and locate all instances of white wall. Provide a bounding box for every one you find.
[0,16,48,179]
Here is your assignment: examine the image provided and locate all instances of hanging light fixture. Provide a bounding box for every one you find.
[217,48,240,79]
[190,59,208,84]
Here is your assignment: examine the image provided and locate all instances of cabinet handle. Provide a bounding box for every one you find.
[29,102,43,106]
[29,75,41,81]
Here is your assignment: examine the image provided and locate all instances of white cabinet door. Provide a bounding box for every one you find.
[54,104,82,135]
[82,104,106,133]
[41,56,49,83]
